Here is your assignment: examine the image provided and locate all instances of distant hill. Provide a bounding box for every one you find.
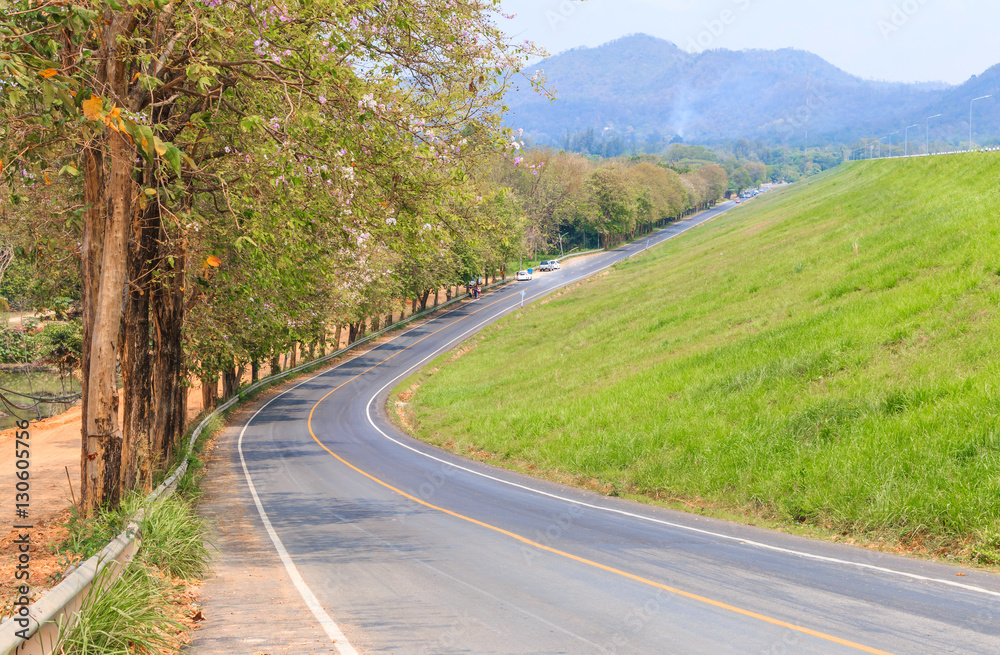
[505,34,1000,149]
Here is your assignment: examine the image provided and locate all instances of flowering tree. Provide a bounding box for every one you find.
[1,0,545,512]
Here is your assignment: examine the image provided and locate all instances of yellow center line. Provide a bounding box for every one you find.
[301,297,897,655]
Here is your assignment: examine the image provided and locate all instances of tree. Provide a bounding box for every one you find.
[2,0,545,513]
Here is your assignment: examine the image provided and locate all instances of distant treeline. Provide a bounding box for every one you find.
[557,129,843,182]
[478,148,755,254]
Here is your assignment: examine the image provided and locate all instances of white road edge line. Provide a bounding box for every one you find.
[233,290,486,651]
[349,233,1000,602]
[239,391,360,655]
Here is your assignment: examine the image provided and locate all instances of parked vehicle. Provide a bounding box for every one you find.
[550,260,561,270]
[539,261,553,271]
[515,270,532,281]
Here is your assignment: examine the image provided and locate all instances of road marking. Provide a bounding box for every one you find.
[239,399,359,655]
[308,405,895,654]
[236,208,780,655]
[360,333,1000,600]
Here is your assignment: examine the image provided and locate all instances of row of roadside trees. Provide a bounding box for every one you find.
[480,150,730,255]
[0,0,543,514]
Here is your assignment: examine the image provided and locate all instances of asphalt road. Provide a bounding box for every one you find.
[234,199,1000,655]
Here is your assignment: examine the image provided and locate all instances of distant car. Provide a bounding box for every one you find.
[735,199,741,204]
[515,270,532,281]
[539,261,553,271]
[550,260,561,270]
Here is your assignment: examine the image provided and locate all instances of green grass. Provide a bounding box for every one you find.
[402,153,1000,558]
[55,564,182,655]
[55,494,209,653]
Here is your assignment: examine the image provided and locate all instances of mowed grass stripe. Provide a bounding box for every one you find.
[401,154,1000,557]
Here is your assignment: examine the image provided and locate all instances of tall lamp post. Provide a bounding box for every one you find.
[970,95,991,151]
[904,124,919,157]
[926,114,942,155]
[887,131,899,157]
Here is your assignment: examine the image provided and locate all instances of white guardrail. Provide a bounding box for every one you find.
[555,248,604,262]
[0,278,511,655]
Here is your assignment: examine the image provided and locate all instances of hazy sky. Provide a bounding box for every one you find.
[498,0,1000,85]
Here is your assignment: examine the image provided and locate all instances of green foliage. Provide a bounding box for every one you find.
[58,499,139,561]
[0,257,32,312]
[0,325,40,364]
[137,496,210,579]
[407,153,1000,550]
[38,320,82,372]
[55,564,181,655]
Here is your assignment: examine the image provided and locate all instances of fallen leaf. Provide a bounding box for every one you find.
[191,610,204,621]
[39,68,58,78]
[206,255,221,267]
[957,573,967,576]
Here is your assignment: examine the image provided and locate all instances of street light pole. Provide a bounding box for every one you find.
[887,131,898,157]
[904,124,919,157]
[970,95,991,152]
[926,114,942,155]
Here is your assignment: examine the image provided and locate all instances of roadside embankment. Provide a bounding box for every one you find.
[397,154,1000,566]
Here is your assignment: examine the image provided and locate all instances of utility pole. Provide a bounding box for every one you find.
[905,124,919,157]
[926,114,942,155]
[970,95,991,151]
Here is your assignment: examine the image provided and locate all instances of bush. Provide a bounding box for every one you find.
[0,325,40,364]
[38,320,82,373]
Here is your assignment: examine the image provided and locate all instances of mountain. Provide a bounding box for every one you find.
[505,34,1000,148]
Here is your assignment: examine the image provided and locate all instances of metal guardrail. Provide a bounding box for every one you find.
[554,248,604,262]
[0,279,509,655]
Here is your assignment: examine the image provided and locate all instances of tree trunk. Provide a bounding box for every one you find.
[348,322,359,345]
[334,325,343,350]
[222,359,238,399]
[83,126,135,515]
[290,344,298,369]
[420,289,431,311]
[120,200,157,495]
[446,287,452,302]
[358,319,367,339]
[151,219,186,466]
[371,315,381,333]
[386,312,394,327]
[433,289,439,307]
[79,143,105,511]
[201,374,217,411]
[251,360,260,383]
[270,354,281,375]
[308,341,316,361]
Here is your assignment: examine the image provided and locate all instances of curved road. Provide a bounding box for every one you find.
[233,201,1000,654]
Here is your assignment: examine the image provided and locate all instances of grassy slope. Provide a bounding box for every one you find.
[402,154,1000,557]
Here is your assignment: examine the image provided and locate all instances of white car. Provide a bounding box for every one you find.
[550,260,561,270]
[538,261,552,271]
[515,270,532,281]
